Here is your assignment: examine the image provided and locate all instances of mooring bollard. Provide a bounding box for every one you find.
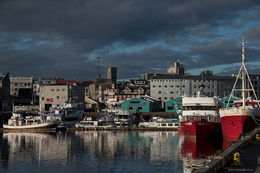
[256,133,260,142]
[231,152,243,167]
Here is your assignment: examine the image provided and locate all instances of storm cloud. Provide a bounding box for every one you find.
[0,0,259,80]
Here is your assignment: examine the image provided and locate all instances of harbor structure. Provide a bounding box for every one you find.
[39,84,85,112]
[121,95,162,113]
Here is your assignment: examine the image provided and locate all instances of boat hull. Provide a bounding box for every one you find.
[180,121,220,139]
[220,108,260,141]
[3,122,58,130]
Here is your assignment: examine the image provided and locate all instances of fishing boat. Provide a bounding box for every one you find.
[179,89,220,139]
[3,113,58,130]
[219,38,260,141]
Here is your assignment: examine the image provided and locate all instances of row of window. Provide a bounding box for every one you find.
[51,88,66,92]
[152,85,185,88]
[151,79,215,82]
[14,83,31,86]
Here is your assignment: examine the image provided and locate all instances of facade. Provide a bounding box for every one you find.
[121,96,162,113]
[140,72,168,81]
[88,79,112,102]
[107,66,117,84]
[10,76,33,105]
[150,74,238,103]
[167,61,185,75]
[105,80,150,108]
[10,76,33,96]
[165,97,182,113]
[0,72,11,111]
[39,85,85,112]
[249,75,260,99]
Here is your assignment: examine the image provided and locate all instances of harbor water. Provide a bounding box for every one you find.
[0,131,222,173]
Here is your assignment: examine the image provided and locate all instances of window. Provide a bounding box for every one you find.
[170,91,173,94]
[62,89,65,91]
[51,89,54,91]
[128,107,133,110]
[158,91,162,94]
[130,101,140,104]
[165,85,167,88]
[161,123,166,126]
[57,96,60,99]
[57,89,60,91]
[159,97,161,100]
[164,97,167,100]
[171,85,173,88]
[176,85,179,88]
[168,124,173,126]
[137,107,142,111]
[159,85,161,88]
[153,85,156,88]
[167,106,174,110]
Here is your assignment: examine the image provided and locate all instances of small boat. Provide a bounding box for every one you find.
[139,117,179,129]
[113,109,134,126]
[3,113,58,130]
[75,120,99,128]
[219,38,260,141]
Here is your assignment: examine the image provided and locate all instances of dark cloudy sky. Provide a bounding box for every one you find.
[0,0,260,81]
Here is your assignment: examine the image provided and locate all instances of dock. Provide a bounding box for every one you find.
[193,127,260,173]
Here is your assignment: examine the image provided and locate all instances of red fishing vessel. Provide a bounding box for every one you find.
[219,38,260,141]
[179,90,220,139]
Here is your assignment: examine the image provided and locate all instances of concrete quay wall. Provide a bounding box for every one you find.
[193,127,260,173]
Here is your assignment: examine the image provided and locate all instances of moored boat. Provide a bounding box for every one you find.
[3,113,58,130]
[219,38,260,141]
[179,90,220,139]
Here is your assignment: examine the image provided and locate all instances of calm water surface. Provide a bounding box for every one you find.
[0,131,221,173]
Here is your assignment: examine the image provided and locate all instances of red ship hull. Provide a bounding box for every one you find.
[180,121,220,139]
[220,115,256,141]
[181,137,217,159]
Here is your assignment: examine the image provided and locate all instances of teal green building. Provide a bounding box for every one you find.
[121,96,162,112]
[165,97,182,113]
[219,96,240,108]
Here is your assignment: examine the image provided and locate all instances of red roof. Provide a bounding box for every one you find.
[56,79,78,85]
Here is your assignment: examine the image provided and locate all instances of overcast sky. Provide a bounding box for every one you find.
[0,0,260,81]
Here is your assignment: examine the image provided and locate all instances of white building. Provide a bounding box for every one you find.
[150,74,239,103]
[39,84,85,112]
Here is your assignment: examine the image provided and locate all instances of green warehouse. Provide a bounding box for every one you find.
[121,96,162,112]
[165,97,182,113]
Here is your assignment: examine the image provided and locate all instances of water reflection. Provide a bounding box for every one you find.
[0,131,222,173]
[180,137,219,173]
[0,131,184,173]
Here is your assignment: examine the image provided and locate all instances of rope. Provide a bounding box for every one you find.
[251,114,260,126]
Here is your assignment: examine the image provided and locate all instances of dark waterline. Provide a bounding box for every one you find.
[0,131,222,173]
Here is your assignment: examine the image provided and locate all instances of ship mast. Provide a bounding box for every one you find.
[242,37,246,108]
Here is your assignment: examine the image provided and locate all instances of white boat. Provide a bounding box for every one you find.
[3,113,58,130]
[48,102,84,121]
[75,120,99,128]
[113,109,134,126]
[139,117,179,129]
